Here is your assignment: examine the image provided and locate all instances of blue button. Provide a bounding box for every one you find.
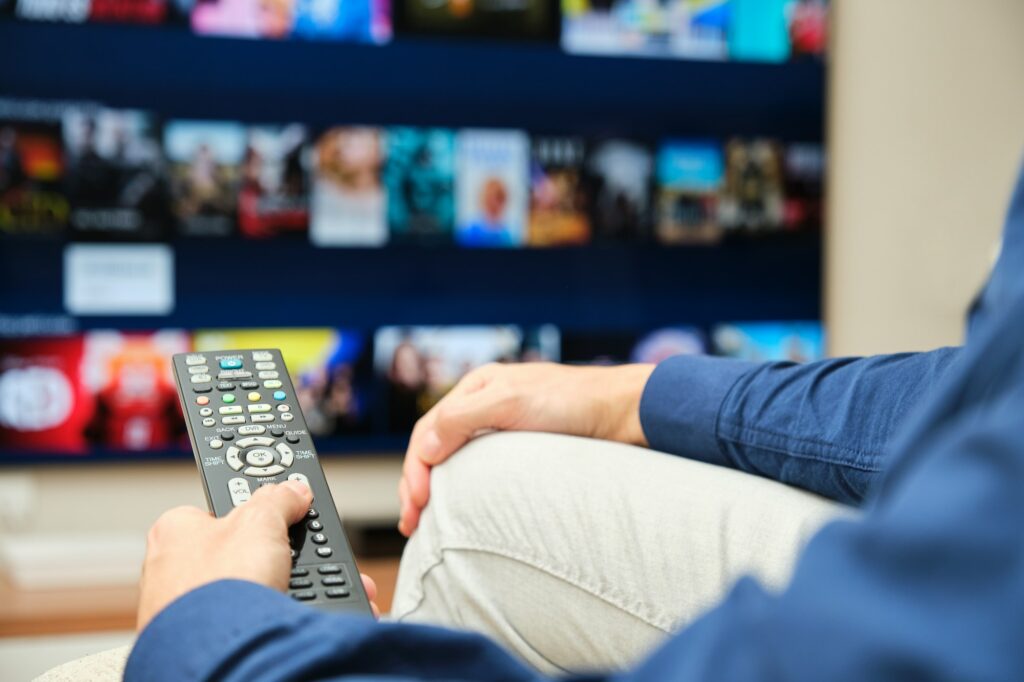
[220,358,243,370]
[273,390,287,401]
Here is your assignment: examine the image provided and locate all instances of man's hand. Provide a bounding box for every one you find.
[138,480,380,631]
[398,362,655,536]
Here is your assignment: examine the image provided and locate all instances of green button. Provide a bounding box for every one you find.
[223,394,236,404]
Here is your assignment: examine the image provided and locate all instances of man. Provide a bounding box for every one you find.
[90,158,1024,681]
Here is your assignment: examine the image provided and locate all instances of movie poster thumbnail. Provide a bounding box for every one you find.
[238,125,309,238]
[782,142,824,231]
[655,139,723,244]
[384,127,455,245]
[0,117,70,237]
[455,129,529,248]
[14,0,89,22]
[561,0,730,61]
[718,138,785,232]
[292,0,391,43]
[164,120,246,237]
[374,325,559,432]
[712,321,825,362]
[309,127,387,247]
[583,138,654,242]
[0,331,190,455]
[562,327,705,366]
[528,136,590,247]
[193,328,373,437]
[395,0,555,40]
[89,0,168,24]
[63,107,171,240]
[191,0,292,38]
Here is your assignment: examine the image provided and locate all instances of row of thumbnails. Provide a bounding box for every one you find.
[0,98,825,247]
[3,1,827,64]
[0,322,823,455]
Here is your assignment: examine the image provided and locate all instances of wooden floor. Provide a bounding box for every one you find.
[0,557,401,638]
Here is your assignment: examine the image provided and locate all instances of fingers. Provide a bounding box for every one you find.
[244,480,314,528]
[361,573,377,601]
[420,387,511,466]
[398,472,425,537]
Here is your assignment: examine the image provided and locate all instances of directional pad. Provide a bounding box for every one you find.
[245,448,275,467]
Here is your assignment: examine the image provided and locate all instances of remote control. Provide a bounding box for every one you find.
[172,348,373,615]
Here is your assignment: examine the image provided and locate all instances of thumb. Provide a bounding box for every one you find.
[246,480,314,527]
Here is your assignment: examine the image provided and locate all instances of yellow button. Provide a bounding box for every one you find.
[248,392,261,402]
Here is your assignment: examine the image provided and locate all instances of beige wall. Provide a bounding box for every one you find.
[827,0,1024,356]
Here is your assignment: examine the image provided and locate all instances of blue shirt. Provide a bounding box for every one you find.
[127,164,1024,681]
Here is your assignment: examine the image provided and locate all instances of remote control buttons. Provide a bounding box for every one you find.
[248,403,271,413]
[252,351,273,361]
[236,436,275,448]
[199,407,213,417]
[244,464,285,477]
[220,432,234,441]
[187,365,209,374]
[219,369,253,380]
[271,428,285,437]
[316,547,333,558]
[238,425,266,435]
[193,385,212,394]
[317,564,340,574]
[264,380,282,389]
[241,381,259,390]
[185,354,206,365]
[325,588,350,599]
[307,520,323,532]
[222,394,236,403]
[258,371,279,379]
[288,473,310,489]
[291,591,315,601]
[209,439,224,450]
[228,478,251,507]
[202,417,216,427]
[277,405,291,413]
[196,396,210,406]
[307,508,319,519]
[273,390,286,401]
[219,406,242,415]
[290,567,309,577]
[276,443,294,466]
[245,449,275,467]
[217,382,235,391]
[281,413,295,422]
[226,447,243,470]
[251,414,273,422]
[321,575,346,587]
[220,358,243,370]
[255,362,276,371]
[223,416,245,425]
[247,392,261,401]
[312,533,328,545]
[286,434,300,444]
[289,578,313,590]
[190,374,212,384]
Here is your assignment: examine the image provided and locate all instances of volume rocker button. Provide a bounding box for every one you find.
[228,478,251,507]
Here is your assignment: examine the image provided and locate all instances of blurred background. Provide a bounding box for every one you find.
[1,0,1023,678]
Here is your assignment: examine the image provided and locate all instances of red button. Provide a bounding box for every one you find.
[196,396,210,405]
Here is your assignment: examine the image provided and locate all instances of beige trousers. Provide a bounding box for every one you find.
[37,432,847,680]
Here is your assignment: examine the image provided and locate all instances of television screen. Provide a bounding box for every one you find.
[384,127,456,245]
[395,0,556,40]
[528,137,591,247]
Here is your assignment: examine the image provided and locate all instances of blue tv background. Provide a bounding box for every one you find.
[0,20,825,463]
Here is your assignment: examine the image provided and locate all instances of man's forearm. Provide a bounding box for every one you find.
[639,348,961,504]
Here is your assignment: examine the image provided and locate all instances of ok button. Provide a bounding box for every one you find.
[245,448,275,467]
